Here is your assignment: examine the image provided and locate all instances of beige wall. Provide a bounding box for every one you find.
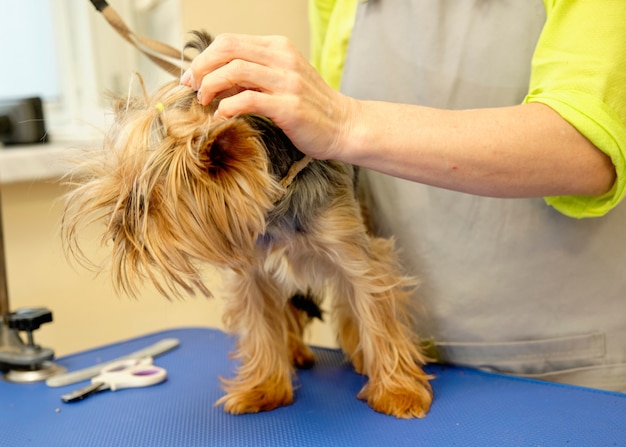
[1,1,336,359]
[181,0,310,57]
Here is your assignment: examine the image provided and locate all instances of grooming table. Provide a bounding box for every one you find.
[1,328,624,446]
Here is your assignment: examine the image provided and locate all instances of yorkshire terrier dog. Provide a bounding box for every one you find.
[62,32,432,418]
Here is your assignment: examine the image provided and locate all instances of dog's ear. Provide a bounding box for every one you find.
[198,118,265,173]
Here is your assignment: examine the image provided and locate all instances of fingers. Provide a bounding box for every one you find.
[182,34,259,87]
[191,34,286,81]
[195,59,286,107]
[181,34,300,102]
[213,89,279,120]
[178,33,349,161]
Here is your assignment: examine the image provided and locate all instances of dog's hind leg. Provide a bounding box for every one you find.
[334,294,365,374]
[217,270,294,414]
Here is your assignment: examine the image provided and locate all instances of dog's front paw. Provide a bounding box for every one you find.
[216,380,294,414]
[358,378,433,419]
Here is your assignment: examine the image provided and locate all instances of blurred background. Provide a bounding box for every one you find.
[0,0,337,357]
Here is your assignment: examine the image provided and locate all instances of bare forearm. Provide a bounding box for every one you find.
[183,34,615,199]
[340,101,615,198]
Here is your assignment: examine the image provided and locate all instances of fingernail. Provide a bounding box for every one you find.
[180,68,191,85]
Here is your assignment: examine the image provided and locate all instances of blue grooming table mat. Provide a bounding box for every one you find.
[1,327,624,447]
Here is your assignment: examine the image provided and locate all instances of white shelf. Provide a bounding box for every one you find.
[0,140,101,185]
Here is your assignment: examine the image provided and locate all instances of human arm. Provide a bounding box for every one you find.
[183,0,626,214]
[339,100,614,199]
[181,32,615,199]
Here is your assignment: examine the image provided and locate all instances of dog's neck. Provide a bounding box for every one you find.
[240,114,313,199]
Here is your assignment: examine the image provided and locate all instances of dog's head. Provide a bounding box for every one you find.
[62,78,282,298]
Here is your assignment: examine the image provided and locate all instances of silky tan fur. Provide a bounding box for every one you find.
[61,32,432,419]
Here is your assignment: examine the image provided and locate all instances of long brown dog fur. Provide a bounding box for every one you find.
[61,32,433,418]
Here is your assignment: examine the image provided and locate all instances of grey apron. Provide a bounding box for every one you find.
[340,0,626,391]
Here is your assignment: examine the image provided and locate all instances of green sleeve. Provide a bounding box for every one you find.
[525,0,626,218]
[308,0,357,89]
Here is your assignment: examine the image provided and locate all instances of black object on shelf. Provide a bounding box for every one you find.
[0,96,48,146]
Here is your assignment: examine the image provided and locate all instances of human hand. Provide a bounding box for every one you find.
[180,33,356,160]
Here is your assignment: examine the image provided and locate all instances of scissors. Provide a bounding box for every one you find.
[61,357,167,403]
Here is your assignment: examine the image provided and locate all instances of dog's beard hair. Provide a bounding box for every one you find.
[62,80,282,297]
